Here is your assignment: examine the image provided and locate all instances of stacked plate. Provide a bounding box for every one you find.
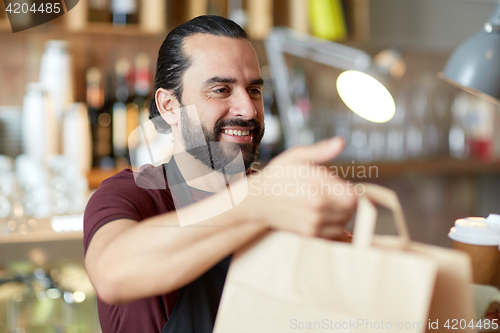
[0,106,23,158]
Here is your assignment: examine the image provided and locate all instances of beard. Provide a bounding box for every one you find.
[180,106,264,174]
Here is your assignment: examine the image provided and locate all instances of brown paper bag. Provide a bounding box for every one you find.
[214,183,475,333]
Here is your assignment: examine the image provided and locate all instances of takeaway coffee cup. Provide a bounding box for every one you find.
[448,215,500,285]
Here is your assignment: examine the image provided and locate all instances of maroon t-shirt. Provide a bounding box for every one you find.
[84,165,212,333]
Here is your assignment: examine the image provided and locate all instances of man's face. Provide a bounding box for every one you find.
[176,34,265,172]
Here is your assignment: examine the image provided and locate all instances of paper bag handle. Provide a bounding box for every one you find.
[351,183,410,249]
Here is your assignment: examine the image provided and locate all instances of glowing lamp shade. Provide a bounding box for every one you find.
[336,70,396,123]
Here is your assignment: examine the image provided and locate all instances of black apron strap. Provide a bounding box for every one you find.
[161,157,230,333]
[165,156,195,206]
[160,256,231,333]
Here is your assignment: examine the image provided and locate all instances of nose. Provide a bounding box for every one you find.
[229,89,257,119]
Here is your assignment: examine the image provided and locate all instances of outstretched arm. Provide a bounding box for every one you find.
[85,137,356,304]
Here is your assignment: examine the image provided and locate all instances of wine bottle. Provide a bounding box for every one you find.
[126,59,139,161]
[95,73,115,169]
[113,58,132,169]
[122,53,153,165]
[88,0,112,23]
[133,53,152,125]
[86,67,104,167]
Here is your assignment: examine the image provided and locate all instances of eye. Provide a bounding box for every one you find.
[213,87,229,94]
[248,88,262,98]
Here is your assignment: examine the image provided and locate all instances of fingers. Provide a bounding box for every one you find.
[254,197,356,240]
[308,196,356,237]
[251,136,357,239]
[316,225,346,240]
[253,176,357,235]
[286,137,345,164]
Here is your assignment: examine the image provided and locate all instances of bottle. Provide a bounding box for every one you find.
[95,73,114,169]
[111,0,138,26]
[133,53,152,125]
[88,0,111,23]
[308,0,347,41]
[466,95,495,161]
[113,58,131,169]
[125,57,140,163]
[122,53,151,161]
[140,0,166,33]
[86,68,105,168]
[22,83,58,159]
[39,40,74,154]
[62,103,92,176]
[247,0,273,39]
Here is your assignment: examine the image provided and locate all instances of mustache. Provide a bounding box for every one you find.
[213,118,261,141]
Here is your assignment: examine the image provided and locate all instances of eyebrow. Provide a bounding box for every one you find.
[203,76,264,86]
[250,78,264,86]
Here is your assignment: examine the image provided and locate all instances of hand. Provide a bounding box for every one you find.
[245,137,357,240]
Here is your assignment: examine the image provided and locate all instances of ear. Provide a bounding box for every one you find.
[155,88,180,126]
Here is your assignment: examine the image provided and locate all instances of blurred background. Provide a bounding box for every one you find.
[1,0,500,331]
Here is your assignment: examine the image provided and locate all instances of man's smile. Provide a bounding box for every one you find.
[219,126,254,144]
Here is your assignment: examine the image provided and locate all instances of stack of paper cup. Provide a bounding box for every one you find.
[62,103,92,176]
[39,40,74,153]
[22,83,58,158]
[449,215,500,285]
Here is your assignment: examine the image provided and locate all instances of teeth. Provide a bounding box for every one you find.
[223,129,250,136]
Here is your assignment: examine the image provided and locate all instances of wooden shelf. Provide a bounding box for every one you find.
[0,0,369,39]
[87,167,123,189]
[6,158,500,244]
[78,22,165,37]
[0,21,164,37]
[0,218,82,244]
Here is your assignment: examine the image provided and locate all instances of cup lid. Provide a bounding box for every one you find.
[486,214,500,229]
[448,217,500,246]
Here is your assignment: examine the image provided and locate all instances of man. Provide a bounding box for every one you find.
[84,15,356,333]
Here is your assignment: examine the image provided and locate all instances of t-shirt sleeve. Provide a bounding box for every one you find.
[83,168,166,254]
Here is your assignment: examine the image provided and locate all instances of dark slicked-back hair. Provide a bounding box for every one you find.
[150,15,249,133]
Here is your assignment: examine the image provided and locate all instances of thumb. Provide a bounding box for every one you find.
[292,137,345,164]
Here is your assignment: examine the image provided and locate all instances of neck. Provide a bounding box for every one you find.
[172,143,245,193]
